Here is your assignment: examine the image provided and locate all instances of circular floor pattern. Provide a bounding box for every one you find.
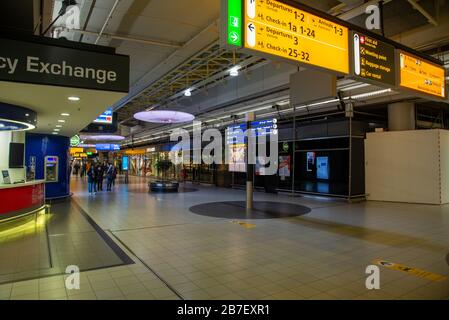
[128,187,199,194]
[189,201,311,219]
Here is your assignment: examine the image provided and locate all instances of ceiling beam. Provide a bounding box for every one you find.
[69,29,184,48]
[407,0,438,26]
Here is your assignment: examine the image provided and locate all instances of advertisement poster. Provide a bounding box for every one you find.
[229,144,246,173]
[278,156,291,179]
[307,152,315,172]
[255,157,268,176]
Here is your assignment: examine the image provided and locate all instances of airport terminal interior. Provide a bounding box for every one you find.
[0,0,449,301]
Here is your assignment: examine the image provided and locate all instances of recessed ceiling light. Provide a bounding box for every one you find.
[56,125,62,128]
[25,113,30,117]
[229,66,240,77]
[54,128,60,132]
[58,119,66,123]
[184,89,192,97]
[68,96,80,101]
[61,113,70,117]
[52,132,58,135]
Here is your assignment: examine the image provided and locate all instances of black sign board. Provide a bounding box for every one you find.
[351,32,396,87]
[0,38,129,92]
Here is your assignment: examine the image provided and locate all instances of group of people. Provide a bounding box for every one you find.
[86,161,118,194]
[70,160,88,180]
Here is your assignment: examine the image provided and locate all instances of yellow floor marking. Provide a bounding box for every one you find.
[231,221,256,229]
[374,259,447,282]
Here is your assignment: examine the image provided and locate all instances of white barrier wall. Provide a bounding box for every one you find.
[439,130,449,204]
[0,131,26,183]
[365,130,443,204]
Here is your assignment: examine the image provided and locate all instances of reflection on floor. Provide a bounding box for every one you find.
[0,200,133,285]
[1,175,448,300]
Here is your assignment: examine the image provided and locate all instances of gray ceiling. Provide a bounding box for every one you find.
[45,0,449,138]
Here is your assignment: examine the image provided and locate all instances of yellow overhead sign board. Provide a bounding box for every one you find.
[399,51,446,99]
[123,149,146,155]
[244,0,349,74]
[70,147,84,155]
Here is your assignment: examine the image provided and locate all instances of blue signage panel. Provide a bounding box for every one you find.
[317,157,330,180]
[96,143,120,151]
[226,118,278,145]
[94,108,114,124]
[122,156,129,171]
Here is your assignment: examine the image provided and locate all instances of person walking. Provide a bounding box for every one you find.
[112,165,118,187]
[80,162,86,180]
[106,163,114,191]
[96,163,104,192]
[87,164,96,195]
[74,161,80,176]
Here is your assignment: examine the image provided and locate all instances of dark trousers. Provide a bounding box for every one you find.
[107,178,113,191]
[97,178,103,191]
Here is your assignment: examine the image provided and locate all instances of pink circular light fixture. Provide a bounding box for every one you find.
[134,110,195,124]
[79,135,125,142]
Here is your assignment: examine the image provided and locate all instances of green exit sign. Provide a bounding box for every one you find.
[227,0,242,46]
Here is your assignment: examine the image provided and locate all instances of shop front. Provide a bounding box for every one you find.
[0,103,46,223]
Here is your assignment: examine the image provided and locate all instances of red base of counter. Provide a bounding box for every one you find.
[0,182,45,221]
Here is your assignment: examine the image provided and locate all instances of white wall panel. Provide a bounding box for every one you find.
[365,130,440,204]
[439,130,449,204]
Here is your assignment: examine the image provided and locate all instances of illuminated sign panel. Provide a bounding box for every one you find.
[96,144,120,151]
[226,118,278,145]
[122,156,129,171]
[70,147,84,155]
[399,51,446,99]
[227,0,243,46]
[93,108,113,124]
[244,0,349,74]
[352,32,396,86]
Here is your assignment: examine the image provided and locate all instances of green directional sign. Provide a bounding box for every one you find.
[227,0,242,46]
[70,135,80,147]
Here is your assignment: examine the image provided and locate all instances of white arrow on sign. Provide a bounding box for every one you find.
[247,23,256,47]
[230,31,239,44]
[247,0,256,19]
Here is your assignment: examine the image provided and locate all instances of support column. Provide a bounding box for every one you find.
[388,102,416,131]
[246,112,255,210]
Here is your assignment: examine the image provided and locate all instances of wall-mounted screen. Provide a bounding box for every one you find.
[226,118,278,145]
[316,156,329,180]
[9,143,24,168]
[122,156,129,171]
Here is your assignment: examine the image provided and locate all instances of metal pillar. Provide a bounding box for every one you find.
[346,103,354,200]
[246,112,255,210]
[292,103,296,196]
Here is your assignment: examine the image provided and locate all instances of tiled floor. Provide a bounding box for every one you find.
[0,200,130,285]
[1,175,448,300]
